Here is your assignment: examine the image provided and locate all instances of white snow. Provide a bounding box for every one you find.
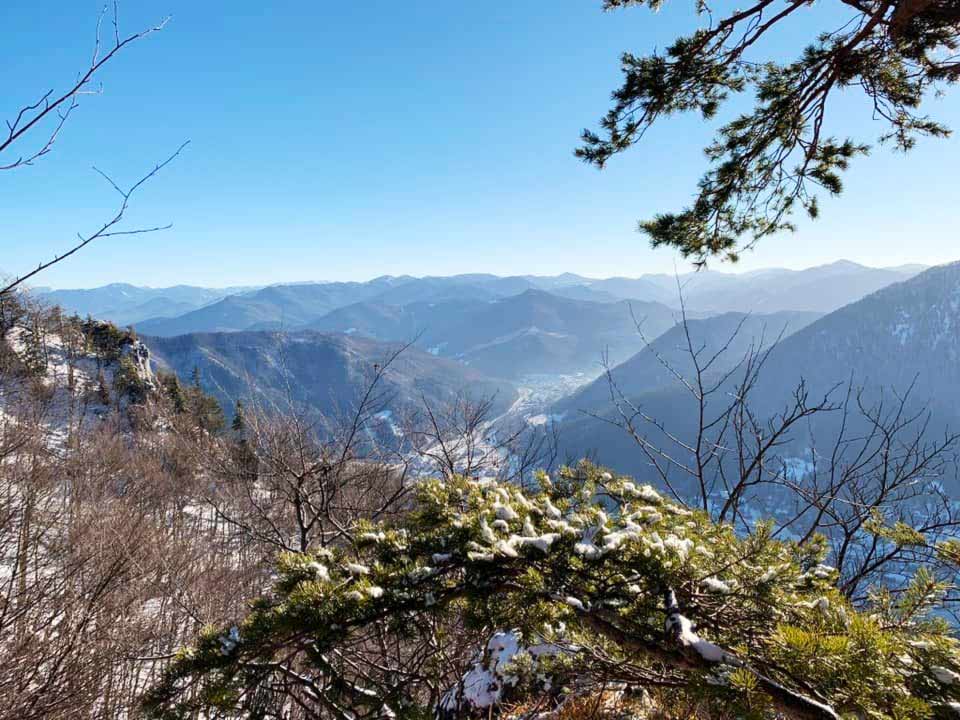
[467,551,495,562]
[809,564,836,580]
[565,596,585,610]
[438,631,559,713]
[480,518,497,544]
[308,562,330,581]
[933,666,960,685]
[633,484,663,503]
[543,498,562,519]
[407,566,435,582]
[511,533,559,554]
[758,567,780,583]
[701,577,732,594]
[662,534,695,561]
[573,526,603,559]
[665,612,734,665]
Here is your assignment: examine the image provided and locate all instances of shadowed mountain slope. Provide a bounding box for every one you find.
[144,330,517,421]
[554,262,960,479]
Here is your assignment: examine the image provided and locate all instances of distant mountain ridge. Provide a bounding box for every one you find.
[39,260,926,338]
[34,283,261,326]
[28,260,960,491]
[553,261,960,480]
[636,260,925,313]
[134,280,401,336]
[433,290,679,379]
[550,309,823,418]
[306,289,680,380]
[745,260,960,422]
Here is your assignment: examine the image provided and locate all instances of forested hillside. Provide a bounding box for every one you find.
[145,329,517,422]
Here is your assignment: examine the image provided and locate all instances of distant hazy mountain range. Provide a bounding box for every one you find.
[37,261,924,338]
[635,260,928,313]
[33,283,261,326]
[555,261,960,480]
[36,260,942,451]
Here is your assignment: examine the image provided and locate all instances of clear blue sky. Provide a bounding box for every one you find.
[2,1,958,288]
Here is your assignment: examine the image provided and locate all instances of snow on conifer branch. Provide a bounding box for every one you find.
[143,465,960,719]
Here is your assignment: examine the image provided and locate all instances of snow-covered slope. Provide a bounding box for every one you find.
[0,303,157,441]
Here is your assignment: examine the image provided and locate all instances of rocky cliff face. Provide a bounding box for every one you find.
[119,338,157,389]
[0,297,159,437]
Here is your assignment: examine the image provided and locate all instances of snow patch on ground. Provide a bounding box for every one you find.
[439,631,559,714]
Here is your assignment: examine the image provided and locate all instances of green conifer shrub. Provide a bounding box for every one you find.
[143,465,960,719]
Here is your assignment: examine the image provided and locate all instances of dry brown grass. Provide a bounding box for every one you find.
[505,687,750,720]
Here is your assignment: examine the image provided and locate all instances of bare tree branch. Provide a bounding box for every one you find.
[1,141,189,297]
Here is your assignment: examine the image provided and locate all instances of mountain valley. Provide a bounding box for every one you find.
[31,259,958,492]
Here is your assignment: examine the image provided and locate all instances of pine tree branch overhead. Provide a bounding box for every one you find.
[579,0,960,265]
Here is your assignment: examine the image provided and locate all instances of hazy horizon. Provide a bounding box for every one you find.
[22,257,940,292]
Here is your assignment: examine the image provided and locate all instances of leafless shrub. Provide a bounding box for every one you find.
[599,287,960,604]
